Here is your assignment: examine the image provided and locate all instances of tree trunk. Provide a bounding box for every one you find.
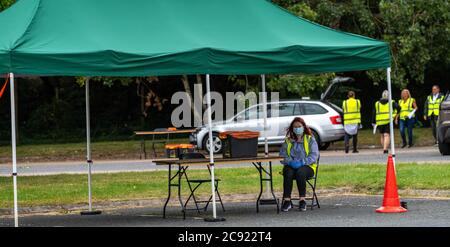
[182,75,202,126]
[196,74,206,111]
[138,78,145,128]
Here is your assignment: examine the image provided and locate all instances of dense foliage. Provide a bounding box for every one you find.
[0,0,449,143]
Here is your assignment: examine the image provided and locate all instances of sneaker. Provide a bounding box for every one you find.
[383,150,389,154]
[281,200,292,212]
[401,143,407,148]
[408,143,414,148]
[299,200,307,212]
[352,150,359,153]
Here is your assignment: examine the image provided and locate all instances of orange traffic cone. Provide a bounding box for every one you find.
[376,154,407,213]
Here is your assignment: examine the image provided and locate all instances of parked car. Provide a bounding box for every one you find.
[190,77,354,153]
[437,92,450,155]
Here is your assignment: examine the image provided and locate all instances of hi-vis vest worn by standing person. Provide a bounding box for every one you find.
[375,101,397,126]
[426,94,445,117]
[372,90,401,154]
[424,85,445,144]
[397,89,418,148]
[343,98,361,125]
[398,97,416,120]
[342,91,360,153]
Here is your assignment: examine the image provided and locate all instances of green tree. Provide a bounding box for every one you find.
[0,0,14,11]
[273,0,450,90]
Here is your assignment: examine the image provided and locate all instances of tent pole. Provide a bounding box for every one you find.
[387,67,396,167]
[204,74,224,222]
[261,75,271,199]
[81,77,101,215]
[261,75,269,157]
[9,72,19,227]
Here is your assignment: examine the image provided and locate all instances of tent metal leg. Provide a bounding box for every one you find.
[81,77,101,216]
[9,73,19,227]
[260,74,272,201]
[204,74,225,222]
[387,67,396,167]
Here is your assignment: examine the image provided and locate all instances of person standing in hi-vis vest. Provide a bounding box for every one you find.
[342,91,361,153]
[279,117,319,212]
[372,90,400,154]
[395,89,418,148]
[423,85,445,145]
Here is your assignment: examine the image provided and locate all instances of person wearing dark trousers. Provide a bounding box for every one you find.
[395,89,418,148]
[423,85,445,145]
[342,91,361,153]
[279,117,319,212]
[344,131,358,153]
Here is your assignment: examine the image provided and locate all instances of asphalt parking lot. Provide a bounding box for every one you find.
[1,195,450,227]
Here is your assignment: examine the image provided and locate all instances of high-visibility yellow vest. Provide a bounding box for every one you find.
[375,101,397,126]
[398,98,415,120]
[285,135,317,175]
[343,98,361,124]
[427,95,445,117]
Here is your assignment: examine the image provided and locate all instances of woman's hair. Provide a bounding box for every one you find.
[382,90,389,100]
[401,89,411,99]
[286,117,312,139]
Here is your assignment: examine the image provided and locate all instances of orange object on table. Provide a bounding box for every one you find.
[219,131,260,139]
[178,144,194,149]
[167,127,177,131]
[165,144,180,158]
[178,144,195,157]
[165,144,180,149]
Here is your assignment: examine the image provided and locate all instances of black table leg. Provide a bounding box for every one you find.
[255,162,263,213]
[269,162,280,214]
[163,164,187,219]
[163,164,172,218]
[152,134,157,158]
[178,165,186,220]
[140,137,146,160]
[253,161,279,213]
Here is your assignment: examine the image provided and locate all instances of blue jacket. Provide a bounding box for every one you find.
[279,135,319,168]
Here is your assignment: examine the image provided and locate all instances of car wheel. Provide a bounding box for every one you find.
[203,133,223,154]
[319,142,330,150]
[438,141,450,155]
[311,130,328,150]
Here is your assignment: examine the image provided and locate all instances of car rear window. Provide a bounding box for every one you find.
[300,103,328,115]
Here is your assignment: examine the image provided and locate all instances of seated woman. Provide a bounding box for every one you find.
[279,117,319,212]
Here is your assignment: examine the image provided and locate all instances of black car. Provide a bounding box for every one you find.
[437,92,450,155]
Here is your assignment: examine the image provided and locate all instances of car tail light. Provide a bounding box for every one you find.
[330,115,342,125]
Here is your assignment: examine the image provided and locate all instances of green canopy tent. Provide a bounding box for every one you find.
[0,0,395,226]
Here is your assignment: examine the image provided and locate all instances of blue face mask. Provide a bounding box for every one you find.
[293,127,304,136]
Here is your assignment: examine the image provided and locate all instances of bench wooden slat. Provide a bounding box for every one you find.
[134,129,196,136]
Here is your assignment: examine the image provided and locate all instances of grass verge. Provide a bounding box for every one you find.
[0,163,449,209]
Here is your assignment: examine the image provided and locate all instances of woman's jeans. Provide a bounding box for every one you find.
[399,118,415,145]
[283,165,314,198]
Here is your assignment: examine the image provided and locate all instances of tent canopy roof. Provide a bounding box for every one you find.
[0,0,390,76]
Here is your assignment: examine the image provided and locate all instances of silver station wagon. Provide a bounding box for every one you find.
[189,77,353,153]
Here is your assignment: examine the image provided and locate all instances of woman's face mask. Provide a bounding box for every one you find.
[293,126,304,136]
